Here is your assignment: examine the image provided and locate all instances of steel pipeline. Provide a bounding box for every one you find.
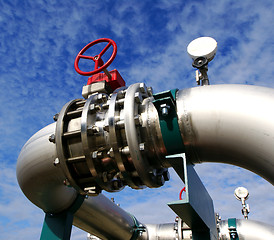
[17,84,274,239]
[176,84,274,185]
[16,123,144,240]
[218,219,274,240]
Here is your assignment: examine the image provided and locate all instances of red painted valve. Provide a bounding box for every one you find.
[74,38,117,76]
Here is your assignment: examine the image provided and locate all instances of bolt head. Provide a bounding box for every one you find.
[117,90,125,99]
[97,93,107,103]
[92,151,98,159]
[160,104,170,116]
[134,92,143,104]
[49,134,56,143]
[107,148,115,158]
[147,86,153,96]
[53,113,59,121]
[53,158,60,166]
[139,143,145,151]
[139,83,146,93]
[92,125,100,133]
[89,104,96,113]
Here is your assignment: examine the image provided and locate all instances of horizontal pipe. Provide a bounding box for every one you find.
[218,219,274,240]
[176,84,274,185]
[73,195,146,240]
[146,223,180,240]
[17,83,274,240]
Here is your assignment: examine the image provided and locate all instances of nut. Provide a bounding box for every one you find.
[53,158,60,166]
[147,87,153,96]
[49,134,55,143]
[53,113,59,121]
[134,92,143,104]
[139,83,146,93]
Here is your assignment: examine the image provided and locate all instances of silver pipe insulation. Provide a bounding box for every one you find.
[17,84,274,239]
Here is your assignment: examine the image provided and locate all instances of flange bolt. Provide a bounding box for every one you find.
[49,134,56,143]
[160,104,170,116]
[53,113,59,121]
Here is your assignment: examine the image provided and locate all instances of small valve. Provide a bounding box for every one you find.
[234,187,250,219]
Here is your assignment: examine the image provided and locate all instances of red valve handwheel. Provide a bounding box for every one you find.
[74,38,117,76]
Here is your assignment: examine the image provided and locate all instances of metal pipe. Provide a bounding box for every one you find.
[218,219,274,240]
[73,195,142,240]
[16,123,145,240]
[16,123,77,213]
[17,83,274,240]
[176,84,274,185]
[146,223,187,240]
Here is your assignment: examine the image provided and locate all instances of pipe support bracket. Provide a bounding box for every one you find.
[152,89,185,155]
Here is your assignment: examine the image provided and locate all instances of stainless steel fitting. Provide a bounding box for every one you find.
[55,83,169,195]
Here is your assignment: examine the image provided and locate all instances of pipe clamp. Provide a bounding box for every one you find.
[153,89,185,155]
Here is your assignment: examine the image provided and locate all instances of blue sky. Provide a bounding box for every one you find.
[0,0,273,239]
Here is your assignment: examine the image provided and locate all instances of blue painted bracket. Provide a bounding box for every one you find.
[40,195,85,240]
[166,154,218,240]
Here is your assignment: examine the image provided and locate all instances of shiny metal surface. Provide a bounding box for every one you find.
[17,82,274,240]
[53,83,169,194]
[146,222,186,240]
[124,83,152,187]
[139,98,167,167]
[219,219,274,240]
[124,83,165,188]
[16,123,77,213]
[55,98,86,194]
[16,123,146,240]
[73,194,138,240]
[177,84,274,184]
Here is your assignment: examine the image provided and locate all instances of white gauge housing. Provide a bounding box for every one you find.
[234,187,249,201]
[187,37,217,62]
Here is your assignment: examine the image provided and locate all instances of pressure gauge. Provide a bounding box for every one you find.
[234,187,249,201]
[187,37,217,62]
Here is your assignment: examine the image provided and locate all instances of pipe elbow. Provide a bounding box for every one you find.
[16,123,77,213]
[176,84,274,185]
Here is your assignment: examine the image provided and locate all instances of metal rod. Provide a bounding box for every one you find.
[103,68,112,80]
